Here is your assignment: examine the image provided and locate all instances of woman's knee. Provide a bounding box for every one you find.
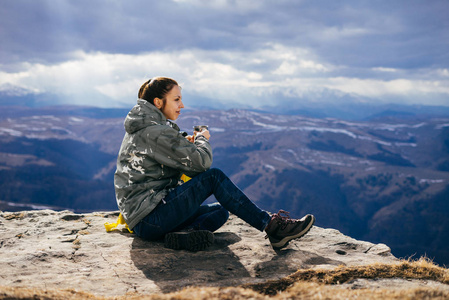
[209,167,226,179]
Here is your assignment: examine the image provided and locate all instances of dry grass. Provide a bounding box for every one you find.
[245,257,449,296]
[0,286,101,300]
[0,286,267,300]
[1,258,448,300]
[2,283,449,300]
[273,281,449,300]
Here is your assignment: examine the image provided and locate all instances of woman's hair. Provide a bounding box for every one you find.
[138,77,179,108]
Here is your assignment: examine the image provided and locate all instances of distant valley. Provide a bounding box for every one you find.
[0,105,448,265]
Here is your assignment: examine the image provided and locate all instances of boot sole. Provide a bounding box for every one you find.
[271,214,315,249]
[164,230,214,252]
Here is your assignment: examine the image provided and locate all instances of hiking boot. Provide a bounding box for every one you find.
[265,210,315,249]
[164,230,214,252]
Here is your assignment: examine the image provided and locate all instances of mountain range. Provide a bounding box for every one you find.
[0,104,448,265]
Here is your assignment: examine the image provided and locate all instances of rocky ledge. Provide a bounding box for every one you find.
[0,210,447,298]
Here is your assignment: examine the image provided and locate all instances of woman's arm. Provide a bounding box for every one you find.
[153,126,213,176]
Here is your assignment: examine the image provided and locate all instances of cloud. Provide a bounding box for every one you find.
[2,1,448,67]
[1,42,448,107]
[0,0,448,108]
[323,77,449,100]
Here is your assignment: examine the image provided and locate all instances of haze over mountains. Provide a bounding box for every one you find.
[0,102,448,266]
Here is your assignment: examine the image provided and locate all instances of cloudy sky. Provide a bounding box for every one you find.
[0,0,448,109]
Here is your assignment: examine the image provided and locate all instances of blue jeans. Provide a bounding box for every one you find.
[133,168,271,241]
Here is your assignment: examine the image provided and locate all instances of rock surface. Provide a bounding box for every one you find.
[0,209,401,297]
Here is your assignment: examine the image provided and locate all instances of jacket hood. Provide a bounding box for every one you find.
[124,99,167,134]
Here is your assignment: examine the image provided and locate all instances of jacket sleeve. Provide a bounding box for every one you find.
[153,126,213,176]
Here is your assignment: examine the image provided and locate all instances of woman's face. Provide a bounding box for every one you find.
[158,85,184,120]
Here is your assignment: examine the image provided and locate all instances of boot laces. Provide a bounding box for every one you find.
[272,210,298,229]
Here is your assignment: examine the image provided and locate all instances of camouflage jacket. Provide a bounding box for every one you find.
[114,99,212,229]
